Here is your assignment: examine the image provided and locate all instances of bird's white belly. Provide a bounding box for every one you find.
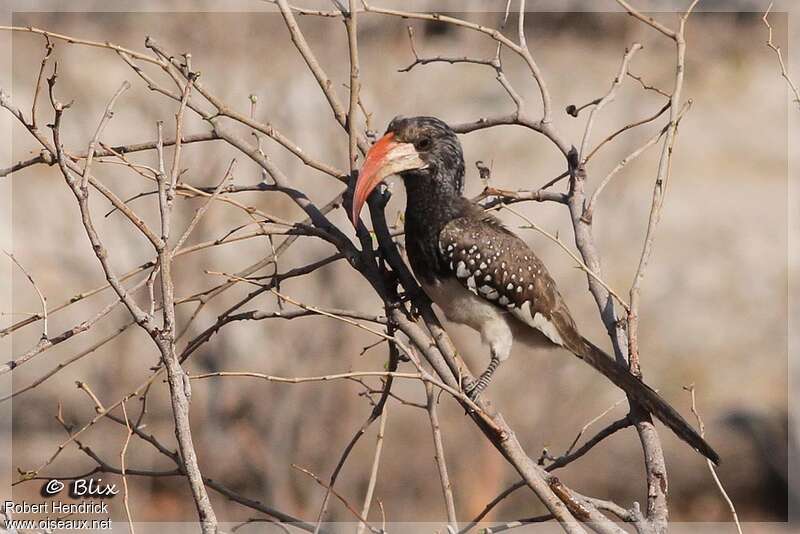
[422,278,514,361]
[421,278,556,362]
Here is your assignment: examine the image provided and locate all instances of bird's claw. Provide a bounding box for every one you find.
[463,379,484,404]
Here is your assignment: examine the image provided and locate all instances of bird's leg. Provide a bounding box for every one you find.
[466,352,501,401]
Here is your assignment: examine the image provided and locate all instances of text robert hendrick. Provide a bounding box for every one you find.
[3,500,109,514]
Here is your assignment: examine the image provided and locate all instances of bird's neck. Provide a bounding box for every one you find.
[403,171,466,239]
[402,170,472,283]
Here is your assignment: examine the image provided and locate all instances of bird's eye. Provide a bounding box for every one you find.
[416,137,432,151]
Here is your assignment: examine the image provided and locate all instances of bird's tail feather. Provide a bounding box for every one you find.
[574,336,720,465]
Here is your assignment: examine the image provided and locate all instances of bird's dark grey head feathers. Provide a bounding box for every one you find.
[385,115,465,194]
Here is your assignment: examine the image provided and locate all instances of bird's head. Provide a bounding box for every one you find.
[351,116,465,226]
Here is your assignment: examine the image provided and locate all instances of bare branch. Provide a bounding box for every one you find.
[83,80,131,191]
[153,88,219,531]
[614,1,677,39]
[345,0,362,170]
[0,319,134,402]
[119,402,136,534]
[425,382,457,529]
[3,250,47,340]
[0,25,161,64]
[1,132,220,178]
[356,407,389,534]
[31,34,54,128]
[275,0,369,154]
[762,2,800,108]
[684,385,742,534]
[582,101,670,164]
[482,514,554,533]
[172,159,236,252]
[582,101,691,223]
[293,464,381,532]
[190,371,486,418]
[578,43,643,162]
[627,71,671,98]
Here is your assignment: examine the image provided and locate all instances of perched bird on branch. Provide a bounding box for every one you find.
[350,115,719,465]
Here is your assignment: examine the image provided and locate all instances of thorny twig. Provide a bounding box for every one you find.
[763,2,800,108]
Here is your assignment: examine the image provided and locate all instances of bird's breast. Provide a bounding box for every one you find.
[421,276,553,361]
[421,276,509,333]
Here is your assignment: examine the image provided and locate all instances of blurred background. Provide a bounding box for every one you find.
[3,2,793,530]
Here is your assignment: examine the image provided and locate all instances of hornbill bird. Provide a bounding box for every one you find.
[350,116,719,465]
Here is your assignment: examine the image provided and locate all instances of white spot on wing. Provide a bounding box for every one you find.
[511,301,564,346]
[532,312,564,345]
[479,286,499,299]
[456,261,469,278]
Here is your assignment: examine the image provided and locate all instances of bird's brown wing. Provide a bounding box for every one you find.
[438,214,720,465]
[437,215,583,351]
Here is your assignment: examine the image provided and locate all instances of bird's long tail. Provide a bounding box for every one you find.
[574,336,720,465]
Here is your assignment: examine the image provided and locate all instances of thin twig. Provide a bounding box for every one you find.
[583,101,670,164]
[563,396,628,457]
[119,401,136,534]
[345,0,361,170]
[763,2,800,108]
[172,159,236,252]
[614,1,676,39]
[501,205,630,312]
[579,43,643,162]
[684,385,742,534]
[190,370,486,418]
[0,25,161,64]
[30,34,54,129]
[627,71,671,98]
[582,100,691,223]
[483,514,554,533]
[3,250,47,340]
[292,464,381,533]
[426,382,457,529]
[83,80,131,191]
[356,406,388,534]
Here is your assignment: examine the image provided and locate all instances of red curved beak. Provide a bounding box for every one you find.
[351,132,425,226]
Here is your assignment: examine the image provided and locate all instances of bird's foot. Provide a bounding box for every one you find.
[464,355,499,404]
[463,377,488,403]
